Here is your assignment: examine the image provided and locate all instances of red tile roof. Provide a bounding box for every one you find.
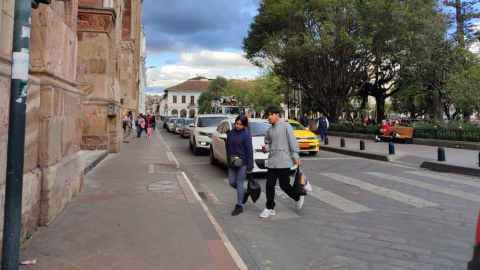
[165,80,211,91]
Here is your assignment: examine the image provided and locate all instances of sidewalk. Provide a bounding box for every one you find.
[19,130,242,270]
[326,135,479,167]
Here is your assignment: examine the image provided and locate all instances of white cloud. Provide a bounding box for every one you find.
[146,50,260,89]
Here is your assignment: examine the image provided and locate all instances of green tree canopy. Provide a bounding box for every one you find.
[243,0,442,122]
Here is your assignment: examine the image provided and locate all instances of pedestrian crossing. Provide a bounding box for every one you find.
[220,170,480,218]
[320,173,438,208]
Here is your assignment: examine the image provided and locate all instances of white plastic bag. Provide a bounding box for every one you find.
[303,180,312,192]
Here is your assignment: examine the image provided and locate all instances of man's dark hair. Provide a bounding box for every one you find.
[266,106,280,115]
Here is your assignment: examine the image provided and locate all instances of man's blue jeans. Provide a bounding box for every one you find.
[319,128,327,140]
[137,127,143,138]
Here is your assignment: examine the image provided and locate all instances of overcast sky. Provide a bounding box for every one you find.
[141,0,262,95]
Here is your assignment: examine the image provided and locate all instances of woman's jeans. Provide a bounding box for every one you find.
[228,165,247,206]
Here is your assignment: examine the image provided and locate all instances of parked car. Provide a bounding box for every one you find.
[468,209,480,269]
[287,119,319,155]
[180,118,194,138]
[166,118,177,132]
[172,118,185,134]
[209,118,297,173]
[189,114,228,155]
[163,116,173,129]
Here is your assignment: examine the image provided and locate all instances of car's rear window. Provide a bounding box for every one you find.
[198,117,227,127]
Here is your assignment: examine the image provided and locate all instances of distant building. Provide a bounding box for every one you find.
[139,27,147,114]
[162,77,213,117]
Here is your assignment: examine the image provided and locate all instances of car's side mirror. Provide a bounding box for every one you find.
[305,127,309,131]
[189,123,194,127]
[219,134,227,140]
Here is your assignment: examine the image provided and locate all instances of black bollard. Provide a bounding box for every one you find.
[324,137,329,145]
[389,142,395,155]
[438,147,445,162]
[341,138,345,148]
[360,140,365,150]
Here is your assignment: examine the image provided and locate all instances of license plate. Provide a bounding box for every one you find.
[300,143,309,148]
[264,160,268,167]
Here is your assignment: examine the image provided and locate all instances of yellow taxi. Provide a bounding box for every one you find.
[286,119,319,155]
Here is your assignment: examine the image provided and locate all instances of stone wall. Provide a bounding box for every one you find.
[30,2,85,226]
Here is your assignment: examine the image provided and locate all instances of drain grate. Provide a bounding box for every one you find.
[197,192,207,199]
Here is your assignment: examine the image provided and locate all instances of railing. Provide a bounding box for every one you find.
[329,124,480,142]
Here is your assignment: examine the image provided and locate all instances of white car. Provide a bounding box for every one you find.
[189,114,228,155]
[209,118,297,173]
[166,118,176,132]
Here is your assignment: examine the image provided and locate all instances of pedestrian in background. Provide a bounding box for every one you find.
[299,113,309,129]
[226,115,254,216]
[260,106,303,218]
[146,121,152,138]
[151,115,156,130]
[374,120,390,142]
[136,115,145,138]
[316,112,329,142]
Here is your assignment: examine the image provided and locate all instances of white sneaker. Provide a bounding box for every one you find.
[295,196,305,209]
[259,208,275,218]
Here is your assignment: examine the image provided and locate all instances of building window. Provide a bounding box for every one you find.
[182,96,186,103]
[173,95,177,103]
[190,96,194,104]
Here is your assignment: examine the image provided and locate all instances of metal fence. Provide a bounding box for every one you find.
[329,124,480,142]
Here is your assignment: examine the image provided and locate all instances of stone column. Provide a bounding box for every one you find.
[77,6,123,153]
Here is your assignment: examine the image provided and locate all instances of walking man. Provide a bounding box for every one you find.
[316,112,329,142]
[260,106,304,218]
[299,113,310,129]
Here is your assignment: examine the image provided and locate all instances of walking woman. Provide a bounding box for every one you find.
[136,115,145,138]
[226,115,254,216]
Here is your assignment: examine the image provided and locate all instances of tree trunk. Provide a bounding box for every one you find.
[375,95,385,122]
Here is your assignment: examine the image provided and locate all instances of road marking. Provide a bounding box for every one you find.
[404,171,480,188]
[321,173,438,208]
[223,179,300,220]
[306,181,373,213]
[367,172,480,203]
[302,158,360,160]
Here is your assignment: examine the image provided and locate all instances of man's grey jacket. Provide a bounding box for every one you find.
[264,119,300,169]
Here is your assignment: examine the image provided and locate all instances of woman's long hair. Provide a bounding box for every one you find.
[235,115,250,133]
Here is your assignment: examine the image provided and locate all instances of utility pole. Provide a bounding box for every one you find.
[2,1,50,269]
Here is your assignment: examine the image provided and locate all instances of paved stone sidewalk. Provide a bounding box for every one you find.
[327,135,479,167]
[19,130,241,270]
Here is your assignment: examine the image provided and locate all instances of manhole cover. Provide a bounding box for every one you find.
[147,180,181,192]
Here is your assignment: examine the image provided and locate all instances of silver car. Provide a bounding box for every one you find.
[167,118,176,132]
[180,118,194,138]
[172,118,185,134]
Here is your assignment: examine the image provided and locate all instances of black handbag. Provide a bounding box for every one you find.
[293,167,307,197]
[247,174,261,203]
[229,154,244,168]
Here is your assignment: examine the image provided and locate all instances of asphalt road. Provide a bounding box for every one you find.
[159,126,479,270]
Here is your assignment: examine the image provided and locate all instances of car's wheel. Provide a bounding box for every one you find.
[193,139,200,155]
[210,147,218,165]
[189,139,193,150]
[309,151,318,156]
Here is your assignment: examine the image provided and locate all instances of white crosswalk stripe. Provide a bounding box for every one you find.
[367,172,480,203]
[404,171,480,188]
[321,173,438,207]
[222,179,300,220]
[307,183,373,213]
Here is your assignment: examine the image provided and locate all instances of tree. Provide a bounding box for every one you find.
[443,0,480,47]
[243,0,441,122]
[208,76,228,95]
[198,90,213,114]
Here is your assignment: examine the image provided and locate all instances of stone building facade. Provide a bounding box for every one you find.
[0,0,143,251]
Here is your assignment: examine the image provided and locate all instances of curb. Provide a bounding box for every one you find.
[181,172,248,270]
[420,161,480,177]
[83,151,108,176]
[320,145,392,162]
[157,130,180,168]
[123,132,135,143]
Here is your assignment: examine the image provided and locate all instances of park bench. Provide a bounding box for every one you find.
[379,126,415,144]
